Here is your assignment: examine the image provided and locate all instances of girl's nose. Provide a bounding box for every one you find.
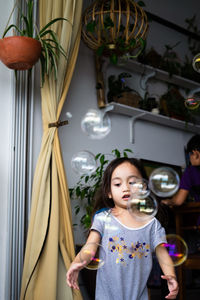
[123,182,130,191]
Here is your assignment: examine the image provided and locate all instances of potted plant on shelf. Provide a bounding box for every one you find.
[159,87,191,122]
[107,72,142,107]
[69,148,133,230]
[0,0,68,84]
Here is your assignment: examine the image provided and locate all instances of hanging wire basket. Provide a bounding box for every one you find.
[82,0,149,61]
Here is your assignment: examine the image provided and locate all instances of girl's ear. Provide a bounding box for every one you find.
[108,192,112,199]
[194,150,200,158]
[196,150,200,159]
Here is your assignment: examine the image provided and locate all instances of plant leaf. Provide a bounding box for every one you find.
[3,24,23,37]
[39,17,70,36]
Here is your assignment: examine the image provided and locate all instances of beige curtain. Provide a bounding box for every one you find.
[20,1,83,299]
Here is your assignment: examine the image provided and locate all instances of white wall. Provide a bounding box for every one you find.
[0,0,14,298]
[59,0,200,244]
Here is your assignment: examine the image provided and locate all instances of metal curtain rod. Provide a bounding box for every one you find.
[145,11,200,41]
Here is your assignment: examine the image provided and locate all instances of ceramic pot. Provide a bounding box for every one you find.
[113,92,141,108]
[0,36,42,70]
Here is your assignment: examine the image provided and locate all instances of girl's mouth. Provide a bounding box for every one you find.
[122,194,130,200]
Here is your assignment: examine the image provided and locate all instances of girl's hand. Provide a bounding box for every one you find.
[161,275,179,299]
[66,261,87,290]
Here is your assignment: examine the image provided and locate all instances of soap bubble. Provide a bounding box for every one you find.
[192,53,200,73]
[66,111,72,118]
[130,178,150,198]
[81,109,111,139]
[157,234,188,267]
[149,167,180,198]
[184,97,200,110]
[71,150,97,175]
[127,192,158,221]
[80,242,106,270]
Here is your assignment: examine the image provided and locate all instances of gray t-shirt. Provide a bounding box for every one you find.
[91,210,166,300]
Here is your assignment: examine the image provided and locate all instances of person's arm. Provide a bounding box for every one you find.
[156,244,179,299]
[161,188,189,206]
[66,230,101,290]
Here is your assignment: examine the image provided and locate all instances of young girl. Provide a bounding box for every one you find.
[66,157,179,299]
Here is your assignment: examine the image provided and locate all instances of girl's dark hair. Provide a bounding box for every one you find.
[92,157,168,228]
[92,157,147,214]
[186,134,200,153]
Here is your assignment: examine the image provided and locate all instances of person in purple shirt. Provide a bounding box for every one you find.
[162,134,200,206]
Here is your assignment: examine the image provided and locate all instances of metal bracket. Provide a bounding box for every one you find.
[129,112,146,143]
[188,86,200,97]
[140,70,156,91]
[100,104,114,119]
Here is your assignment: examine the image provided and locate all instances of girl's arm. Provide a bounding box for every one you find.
[66,230,101,290]
[156,244,179,299]
[161,189,189,206]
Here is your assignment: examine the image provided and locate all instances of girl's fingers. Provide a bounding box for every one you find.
[66,261,87,289]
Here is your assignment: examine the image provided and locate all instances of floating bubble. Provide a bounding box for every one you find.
[127,192,158,221]
[157,234,188,267]
[149,167,180,198]
[80,242,106,270]
[81,109,111,139]
[184,97,200,110]
[71,150,97,175]
[130,178,150,198]
[192,53,200,73]
[66,111,72,118]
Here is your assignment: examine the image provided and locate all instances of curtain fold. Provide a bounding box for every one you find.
[20,1,83,299]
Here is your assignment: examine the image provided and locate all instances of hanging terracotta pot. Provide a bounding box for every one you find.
[0,36,42,70]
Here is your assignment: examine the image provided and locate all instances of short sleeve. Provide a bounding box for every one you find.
[90,211,109,237]
[179,167,191,191]
[151,219,166,250]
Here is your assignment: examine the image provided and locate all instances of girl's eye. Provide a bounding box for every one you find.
[114,183,121,187]
[129,181,136,185]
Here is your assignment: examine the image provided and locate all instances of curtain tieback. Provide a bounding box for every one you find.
[48,120,68,128]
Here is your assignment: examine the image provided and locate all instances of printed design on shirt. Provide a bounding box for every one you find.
[108,236,150,265]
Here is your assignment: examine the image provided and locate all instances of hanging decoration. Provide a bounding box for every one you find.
[82,0,149,64]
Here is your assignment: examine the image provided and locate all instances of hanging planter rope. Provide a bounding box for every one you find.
[82,0,149,63]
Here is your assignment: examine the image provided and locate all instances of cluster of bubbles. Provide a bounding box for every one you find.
[187,53,200,110]
[77,167,188,270]
[127,178,158,221]
[69,108,188,270]
[71,109,111,176]
[127,167,188,268]
[127,167,180,222]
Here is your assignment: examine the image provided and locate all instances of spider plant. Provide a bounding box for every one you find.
[2,0,69,85]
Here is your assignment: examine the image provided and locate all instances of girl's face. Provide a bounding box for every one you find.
[108,161,142,209]
[189,150,200,166]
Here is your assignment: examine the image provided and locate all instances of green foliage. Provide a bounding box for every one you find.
[159,87,191,121]
[3,0,69,85]
[107,72,133,102]
[160,42,182,77]
[185,15,200,56]
[86,15,146,64]
[69,148,133,229]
